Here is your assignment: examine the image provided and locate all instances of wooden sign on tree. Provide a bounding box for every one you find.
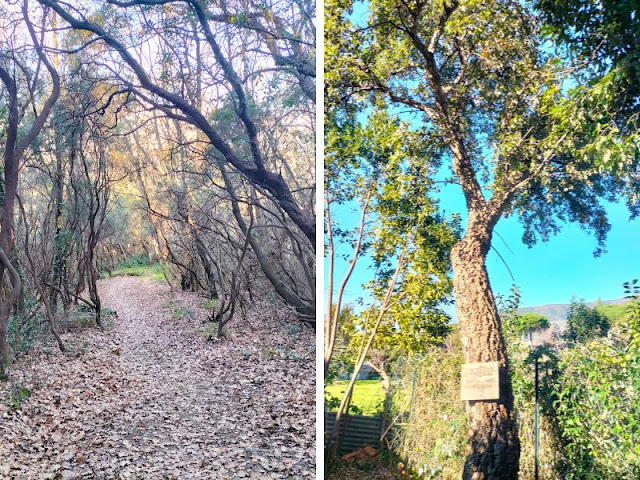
[460,362,500,402]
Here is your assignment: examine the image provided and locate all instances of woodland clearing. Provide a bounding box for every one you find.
[0,276,315,479]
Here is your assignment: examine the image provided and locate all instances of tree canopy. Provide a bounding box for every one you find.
[565,299,611,344]
[513,312,550,345]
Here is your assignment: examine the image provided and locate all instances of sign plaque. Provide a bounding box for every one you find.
[460,361,500,401]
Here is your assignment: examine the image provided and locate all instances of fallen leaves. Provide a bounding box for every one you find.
[0,277,315,479]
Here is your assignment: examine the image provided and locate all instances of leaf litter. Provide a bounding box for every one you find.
[0,277,315,479]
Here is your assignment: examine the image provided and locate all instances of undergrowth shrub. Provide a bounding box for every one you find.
[508,341,564,479]
[5,381,31,409]
[200,299,220,310]
[7,313,45,358]
[544,323,640,479]
[324,391,362,415]
[118,254,148,269]
[172,307,193,320]
[391,338,466,479]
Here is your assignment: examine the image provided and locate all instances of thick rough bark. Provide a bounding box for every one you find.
[451,223,520,480]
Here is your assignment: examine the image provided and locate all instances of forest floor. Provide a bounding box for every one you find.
[0,276,315,479]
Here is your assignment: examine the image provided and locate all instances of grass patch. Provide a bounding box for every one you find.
[172,307,193,320]
[596,302,631,325]
[200,299,220,310]
[199,323,219,341]
[325,380,385,416]
[109,263,164,282]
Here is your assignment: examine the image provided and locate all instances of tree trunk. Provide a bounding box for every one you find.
[192,230,218,299]
[11,253,25,315]
[451,226,520,480]
[217,161,314,318]
[0,315,7,377]
[50,134,65,312]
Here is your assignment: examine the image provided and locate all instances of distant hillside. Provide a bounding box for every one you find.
[517,297,629,345]
[518,297,627,323]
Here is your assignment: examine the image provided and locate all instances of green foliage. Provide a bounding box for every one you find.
[199,299,220,310]
[545,326,640,478]
[7,313,44,358]
[565,298,610,344]
[325,307,356,383]
[327,0,640,256]
[511,346,564,479]
[5,382,31,410]
[536,0,640,122]
[534,0,640,213]
[497,285,523,334]
[510,313,550,344]
[596,302,631,325]
[117,254,148,269]
[326,109,460,379]
[171,307,192,320]
[521,281,640,479]
[324,390,363,416]
[325,380,384,416]
[499,286,564,478]
[337,297,454,391]
[390,339,467,479]
[624,279,640,323]
[110,265,147,277]
[199,323,218,341]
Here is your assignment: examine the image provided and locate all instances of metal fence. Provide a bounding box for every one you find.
[324,412,384,454]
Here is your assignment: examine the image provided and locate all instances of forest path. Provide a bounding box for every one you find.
[0,276,315,480]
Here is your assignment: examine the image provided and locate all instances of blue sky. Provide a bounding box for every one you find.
[325,187,640,315]
[483,197,639,307]
[440,181,640,309]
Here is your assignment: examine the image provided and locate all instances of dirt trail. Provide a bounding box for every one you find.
[0,276,315,479]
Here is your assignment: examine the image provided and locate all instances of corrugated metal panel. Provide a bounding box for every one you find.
[324,412,384,454]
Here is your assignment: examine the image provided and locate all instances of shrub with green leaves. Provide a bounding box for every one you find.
[117,254,148,269]
[6,382,31,410]
[545,330,640,479]
[391,338,467,479]
[172,307,193,320]
[7,314,44,358]
[564,298,610,344]
[530,281,640,479]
